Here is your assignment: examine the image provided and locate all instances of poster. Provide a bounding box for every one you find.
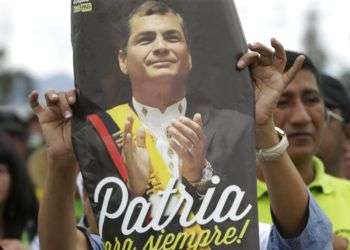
[71,0,259,249]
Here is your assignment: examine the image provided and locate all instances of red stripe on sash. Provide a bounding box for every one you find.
[87,114,128,182]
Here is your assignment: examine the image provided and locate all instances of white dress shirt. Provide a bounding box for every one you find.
[132,97,187,216]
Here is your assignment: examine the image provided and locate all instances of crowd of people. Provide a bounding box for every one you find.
[1,1,350,249]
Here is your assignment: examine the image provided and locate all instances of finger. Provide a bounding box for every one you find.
[136,127,146,148]
[168,126,193,152]
[178,116,204,140]
[237,51,260,69]
[65,89,77,105]
[193,113,203,127]
[123,133,133,161]
[115,138,123,144]
[283,55,305,84]
[271,38,287,72]
[58,92,72,119]
[171,120,199,145]
[115,137,123,149]
[123,117,133,147]
[44,90,59,106]
[248,42,274,65]
[169,138,191,161]
[112,130,123,140]
[28,90,45,115]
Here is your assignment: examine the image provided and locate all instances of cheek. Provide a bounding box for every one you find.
[127,47,149,64]
[311,106,325,130]
[0,174,11,202]
[273,110,288,129]
[172,44,189,59]
[310,106,326,144]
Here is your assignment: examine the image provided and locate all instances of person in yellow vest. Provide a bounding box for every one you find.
[257,51,350,250]
[30,1,332,250]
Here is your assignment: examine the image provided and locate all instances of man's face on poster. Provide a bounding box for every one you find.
[118,12,192,85]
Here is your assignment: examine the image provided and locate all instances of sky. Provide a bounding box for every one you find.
[0,0,349,80]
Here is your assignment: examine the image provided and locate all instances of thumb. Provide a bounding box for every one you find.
[193,113,203,127]
[136,127,146,148]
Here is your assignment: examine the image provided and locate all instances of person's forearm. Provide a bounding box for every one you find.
[38,156,77,250]
[257,121,308,238]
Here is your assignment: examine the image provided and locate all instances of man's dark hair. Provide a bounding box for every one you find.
[320,74,350,123]
[117,0,189,52]
[285,50,321,91]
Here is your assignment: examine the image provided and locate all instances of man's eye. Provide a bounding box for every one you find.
[304,95,321,105]
[167,36,181,42]
[137,37,152,45]
[277,100,289,108]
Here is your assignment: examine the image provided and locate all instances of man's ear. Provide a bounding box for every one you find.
[188,54,192,71]
[118,49,128,75]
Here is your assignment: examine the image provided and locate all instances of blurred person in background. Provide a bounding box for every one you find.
[257,51,350,250]
[318,74,350,178]
[0,132,38,249]
[343,123,350,179]
[0,109,43,162]
[0,112,29,160]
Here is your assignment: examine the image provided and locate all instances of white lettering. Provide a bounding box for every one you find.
[93,176,252,236]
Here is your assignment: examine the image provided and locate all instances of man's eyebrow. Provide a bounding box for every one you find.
[303,89,321,96]
[163,29,182,36]
[282,88,321,98]
[133,31,155,39]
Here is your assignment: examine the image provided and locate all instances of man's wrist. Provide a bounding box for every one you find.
[47,150,77,169]
[183,160,205,183]
[255,120,280,149]
[189,160,213,193]
[256,127,289,162]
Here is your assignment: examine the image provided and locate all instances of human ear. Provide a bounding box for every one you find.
[118,49,128,75]
[188,54,192,71]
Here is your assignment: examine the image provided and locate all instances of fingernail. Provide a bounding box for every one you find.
[237,60,244,68]
[52,94,58,99]
[68,96,75,103]
[64,111,72,118]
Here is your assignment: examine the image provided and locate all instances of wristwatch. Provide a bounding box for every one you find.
[256,127,289,162]
[190,160,213,194]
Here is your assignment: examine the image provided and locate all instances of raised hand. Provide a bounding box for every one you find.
[168,113,207,183]
[121,116,151,196]
[237,38,305,128]
[28,90,77,168]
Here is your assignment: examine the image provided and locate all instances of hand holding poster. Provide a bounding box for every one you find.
[28,0,334,249]
[71,0,259,249]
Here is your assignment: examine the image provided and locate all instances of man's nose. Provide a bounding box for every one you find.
[153,37,169,55]
[289,101,312,125]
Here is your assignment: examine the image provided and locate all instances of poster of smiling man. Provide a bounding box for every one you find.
[71,0,259,249]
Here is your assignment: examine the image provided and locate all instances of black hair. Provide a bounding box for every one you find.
[0,132,38,241]
[320,74,350,123]
[117,0,189,52]
[285,50,322,93]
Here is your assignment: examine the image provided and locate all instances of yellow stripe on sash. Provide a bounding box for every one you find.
[107,104,210,250]
[107,104,171,190]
